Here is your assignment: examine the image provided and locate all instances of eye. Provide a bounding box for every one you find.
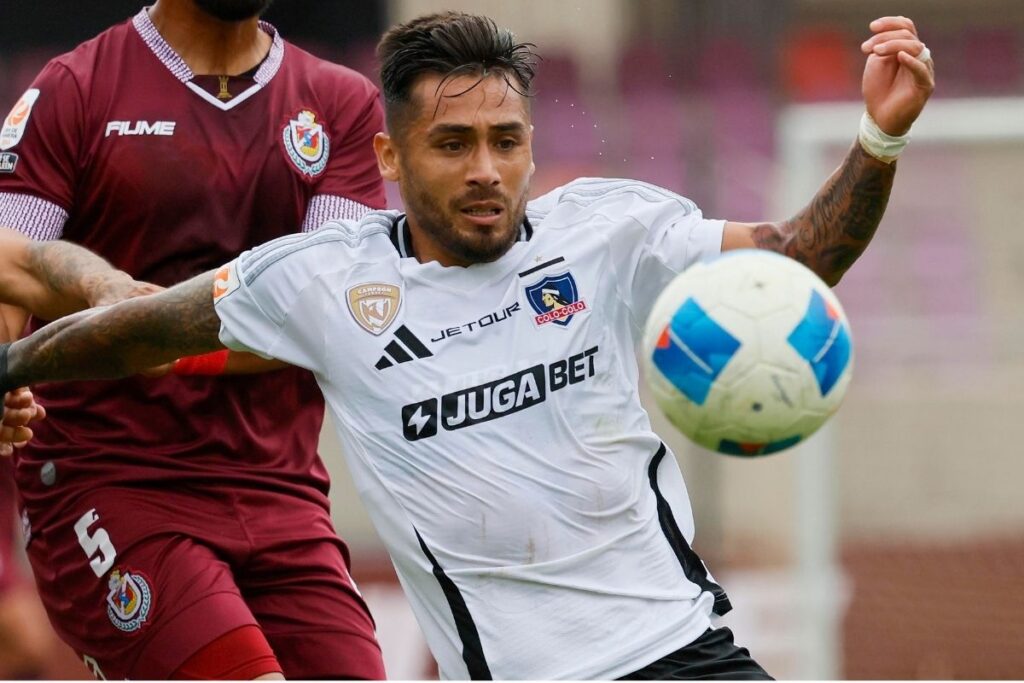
[440,140,464,152]
[497,138,519,151]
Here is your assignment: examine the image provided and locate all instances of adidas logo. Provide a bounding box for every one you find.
[375,325,433,370]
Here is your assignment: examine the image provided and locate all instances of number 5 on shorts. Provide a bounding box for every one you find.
[74,509,117,578]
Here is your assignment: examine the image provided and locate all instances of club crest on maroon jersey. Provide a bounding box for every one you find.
[282,109,330,178]
[105,568,154,634]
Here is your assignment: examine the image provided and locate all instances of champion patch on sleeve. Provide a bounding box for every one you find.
[0,88,40,151]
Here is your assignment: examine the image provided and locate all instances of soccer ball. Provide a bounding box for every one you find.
[642,250,853,456]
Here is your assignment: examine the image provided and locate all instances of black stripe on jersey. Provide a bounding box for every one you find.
[415,529,492,680]
[376,325,433,370]
[520,216,534,242]
[648,443,733,616]
[389,215,403,254]
[389,214,413,258]
[518,256,565,278]
[384,340,413,363]
[395,325,433,358]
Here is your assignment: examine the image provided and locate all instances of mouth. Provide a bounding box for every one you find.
[459,201,505,227]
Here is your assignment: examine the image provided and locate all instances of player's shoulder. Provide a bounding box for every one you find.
[279,39,379,100]
[236,211,399,285]
[527,177,699,229]
[41,17,137,86]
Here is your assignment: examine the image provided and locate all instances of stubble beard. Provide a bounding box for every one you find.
[405,179,529,265]
[192,0,274,21]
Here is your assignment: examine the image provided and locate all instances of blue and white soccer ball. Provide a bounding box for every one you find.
[642,250,853,456]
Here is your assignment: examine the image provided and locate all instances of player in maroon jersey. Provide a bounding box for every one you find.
[0,0,388,678]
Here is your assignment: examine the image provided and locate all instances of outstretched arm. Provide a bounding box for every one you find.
[725,142,896,286]
[0,271,224,393]
[723,16,935,285]
[0,227,161,324]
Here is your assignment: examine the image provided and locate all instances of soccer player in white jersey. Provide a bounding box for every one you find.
[0,11,934,679]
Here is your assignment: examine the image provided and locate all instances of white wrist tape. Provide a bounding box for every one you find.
[858,112,910,163]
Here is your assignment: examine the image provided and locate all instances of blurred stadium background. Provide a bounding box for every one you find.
[2,0,1023,678]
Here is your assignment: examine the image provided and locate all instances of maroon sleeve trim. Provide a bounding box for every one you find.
[301,195,375,233]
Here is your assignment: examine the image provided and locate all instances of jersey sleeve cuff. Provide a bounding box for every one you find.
[0,192,68,240]
[301,195,375,233]
[692,218,726,263]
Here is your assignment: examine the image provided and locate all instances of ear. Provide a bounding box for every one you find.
[528,125,537,177]
[374,132,400,182]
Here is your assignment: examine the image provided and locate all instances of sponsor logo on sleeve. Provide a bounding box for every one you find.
[347,282,401,335]
[212,263,239,302]
[0,152,18,174]
[524,271,588,328]
[282,109,330,177]
[106,568,154,633]
[1,88,40,150]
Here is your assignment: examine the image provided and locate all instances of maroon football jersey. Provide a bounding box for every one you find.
[0,10,386,523]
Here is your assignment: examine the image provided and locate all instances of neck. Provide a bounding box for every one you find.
[148,0,271,76]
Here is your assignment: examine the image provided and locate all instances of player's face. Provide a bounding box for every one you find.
[192,0,273,21]
[379,72,535,267]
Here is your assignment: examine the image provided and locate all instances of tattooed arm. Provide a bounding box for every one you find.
[0,271,224,393]
[722,16,934,285]
[723,143,895,286]
[0,227,160,324]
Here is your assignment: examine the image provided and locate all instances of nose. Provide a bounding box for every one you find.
[466,146,501,187]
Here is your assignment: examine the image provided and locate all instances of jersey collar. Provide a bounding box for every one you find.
[390,214,534,260]
[132,7,284,112]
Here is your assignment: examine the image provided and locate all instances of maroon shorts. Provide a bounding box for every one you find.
[24,485,384,680]
[0,461,25,594]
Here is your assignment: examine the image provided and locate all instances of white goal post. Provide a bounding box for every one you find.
[777,96,1024,679]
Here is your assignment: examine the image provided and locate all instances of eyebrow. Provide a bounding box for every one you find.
[427,122,528,136]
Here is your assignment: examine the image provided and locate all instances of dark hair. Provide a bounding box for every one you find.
[376,12,539,134]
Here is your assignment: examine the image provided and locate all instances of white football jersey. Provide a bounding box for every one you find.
[215,178,730,680]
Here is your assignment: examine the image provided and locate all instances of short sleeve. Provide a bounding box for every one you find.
[0,60,84,240]
[301,78,386,232]
[214,231,343,374]
[560,180,725,329]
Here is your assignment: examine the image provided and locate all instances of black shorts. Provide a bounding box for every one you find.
[620,627,773,680]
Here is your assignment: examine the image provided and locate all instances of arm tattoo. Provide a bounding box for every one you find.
[27,240,131,307]
[751,143,896,285]
[1,271,223,392]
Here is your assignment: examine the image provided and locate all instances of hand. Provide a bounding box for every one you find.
[89,275,164,308]
[1,388,45,457]
[860,16,935,135]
